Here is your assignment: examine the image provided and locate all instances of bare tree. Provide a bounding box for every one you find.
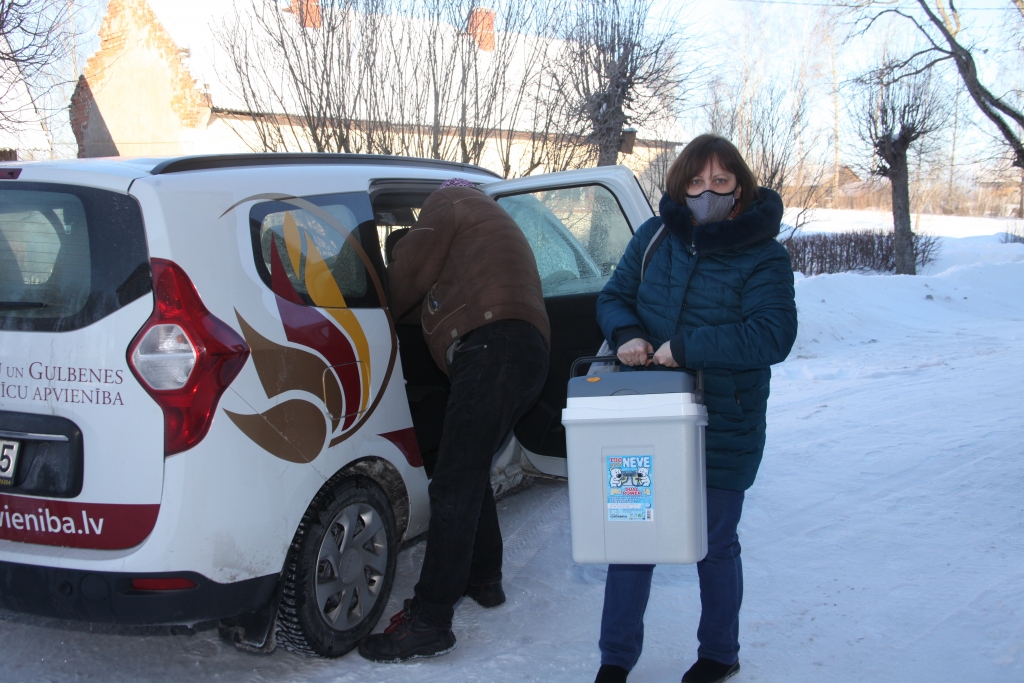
[0,0,74,140]
[219,0,561,171]
[487,0,597,178]
[216,0,694,175]
[515,45,597,175]
[364,0,543,165]
[360,0,463,160]
[216,0,383,153]
[864,1,1024,169]
[828,31,842,207]
[452,2,526,165]
[633,139,676,206]
[703,57,829,238]
[558,0,690,166]
[852,60,949,275]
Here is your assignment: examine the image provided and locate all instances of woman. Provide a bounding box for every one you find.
[593,134,797,683]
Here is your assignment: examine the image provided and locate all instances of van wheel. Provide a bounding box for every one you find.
[277,476,398,657]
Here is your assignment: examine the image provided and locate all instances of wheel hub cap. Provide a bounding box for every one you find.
[339,547,361,584]
[314,502,389,630]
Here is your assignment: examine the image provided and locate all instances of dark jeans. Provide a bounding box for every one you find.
[413,319,549,629]
[599,487,745,670]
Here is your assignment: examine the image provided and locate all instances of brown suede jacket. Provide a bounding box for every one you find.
[388,186,551,373]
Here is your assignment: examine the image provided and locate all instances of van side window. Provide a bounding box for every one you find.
[496,184,633,296]
[250,193,381,308]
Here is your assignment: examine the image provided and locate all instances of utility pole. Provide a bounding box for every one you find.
[831,40,840,207]
[949,86,958,206]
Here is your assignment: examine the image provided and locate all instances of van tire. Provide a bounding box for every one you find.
[276,475,398,657]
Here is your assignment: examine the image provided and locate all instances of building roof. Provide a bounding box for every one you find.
[143,0,555,128]
[130,0,684,143]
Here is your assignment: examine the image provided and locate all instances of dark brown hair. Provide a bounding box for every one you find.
[665,134,759,214]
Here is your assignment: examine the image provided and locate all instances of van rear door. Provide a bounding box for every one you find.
[0,180,163,550]
[481,166,654,477]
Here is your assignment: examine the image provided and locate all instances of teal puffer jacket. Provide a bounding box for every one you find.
[596,188,797,491]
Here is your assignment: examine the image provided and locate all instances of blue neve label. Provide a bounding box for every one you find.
[606,455,654,522]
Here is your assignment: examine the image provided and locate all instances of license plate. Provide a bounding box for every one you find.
[0,439,20,486]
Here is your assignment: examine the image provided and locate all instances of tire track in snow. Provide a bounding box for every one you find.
[501,485,569,580]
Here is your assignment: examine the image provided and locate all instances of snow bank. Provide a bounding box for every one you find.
[786,207,1022,239]
[785,259,1024,383]
[748,254,1024,682]
[923,235,1024,275]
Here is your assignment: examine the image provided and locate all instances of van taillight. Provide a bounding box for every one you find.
[127,259,250,456]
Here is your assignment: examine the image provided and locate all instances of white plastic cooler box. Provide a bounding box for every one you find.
[561,360,709,564]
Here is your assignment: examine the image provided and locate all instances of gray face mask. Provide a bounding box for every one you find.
[685,189,736,225]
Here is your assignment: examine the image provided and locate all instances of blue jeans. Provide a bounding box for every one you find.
[598,487,745,670]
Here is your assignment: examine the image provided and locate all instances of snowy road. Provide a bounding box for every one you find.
[4,235,1023,682]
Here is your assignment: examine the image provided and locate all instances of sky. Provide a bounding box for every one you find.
[650,0,1023,180]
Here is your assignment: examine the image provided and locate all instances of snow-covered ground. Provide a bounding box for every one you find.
[4,228,1023,682]
[786,207,1022,240]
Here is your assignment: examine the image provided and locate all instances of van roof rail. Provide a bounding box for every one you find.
[149,153,502,177]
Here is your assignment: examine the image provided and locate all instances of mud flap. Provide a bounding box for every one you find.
[218,576,283,654]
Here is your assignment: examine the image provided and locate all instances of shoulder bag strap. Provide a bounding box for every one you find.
[640,224,668,282]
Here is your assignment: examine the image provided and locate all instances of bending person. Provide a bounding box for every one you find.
[359,178,550,663]
[593,135,798,683]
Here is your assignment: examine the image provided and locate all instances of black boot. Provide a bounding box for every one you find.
[357,600,456,663]
[681,658,740,683]
[595,664,629,683]
[464,580,506,608]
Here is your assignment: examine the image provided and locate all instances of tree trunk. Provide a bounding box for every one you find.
[1018,170,1023,219]
[889,153,916,275]
[596,140,619,166]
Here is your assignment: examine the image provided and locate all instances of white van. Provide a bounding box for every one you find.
[0,154,652,656]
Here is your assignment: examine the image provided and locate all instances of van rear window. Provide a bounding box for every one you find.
[0,182,150,332]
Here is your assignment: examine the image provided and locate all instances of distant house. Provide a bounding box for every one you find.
[834,166,871,198]
[70,0,679,179]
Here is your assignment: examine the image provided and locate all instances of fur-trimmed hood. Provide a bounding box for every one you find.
[659,187,784,256]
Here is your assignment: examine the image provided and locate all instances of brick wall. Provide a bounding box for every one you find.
[69,76,94,158]
[72,0,211,156]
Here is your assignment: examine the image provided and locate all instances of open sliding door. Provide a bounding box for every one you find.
[481,166,654,477]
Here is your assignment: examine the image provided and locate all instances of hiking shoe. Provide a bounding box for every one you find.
[464,580,506,608]
[681,658,740,683]
[357,600,456,663]
[595,664,629,683]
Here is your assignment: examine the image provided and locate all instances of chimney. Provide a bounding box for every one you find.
[286,0,322,29]
[467,7,495,52]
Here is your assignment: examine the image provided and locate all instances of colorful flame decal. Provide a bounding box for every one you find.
[298,227,373,417]
[233,314,343,432]
[221,193,400,463]
[227,400,327,464]
[269,239,364,429]
[226,239,367,457]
